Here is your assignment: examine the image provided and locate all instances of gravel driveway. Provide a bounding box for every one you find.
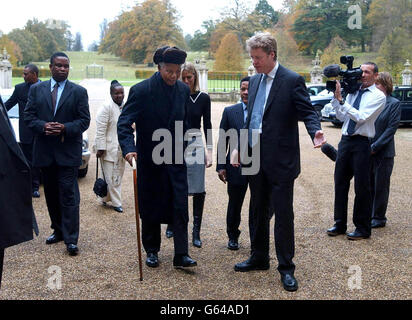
[1,80,410,300]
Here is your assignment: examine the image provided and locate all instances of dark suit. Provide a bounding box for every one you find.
[118,72,190,255]
[217,103,251,241]
[5,81,41,191]
[370,96,401,222]
[0,96,35,287]
[24,80,90,245]
[244,65,321,275]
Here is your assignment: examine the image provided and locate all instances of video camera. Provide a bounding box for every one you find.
[323,56,362,95]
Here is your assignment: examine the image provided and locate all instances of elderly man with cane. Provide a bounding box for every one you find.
[118,46,197,269]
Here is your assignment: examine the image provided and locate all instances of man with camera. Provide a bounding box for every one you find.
[327,62,386,240]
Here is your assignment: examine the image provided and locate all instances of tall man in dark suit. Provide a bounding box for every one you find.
[233,33,326,292]
[24,52,90,256]
[217,77,252,251]
[1,96,36,288]
[118,46,197,269]
[5,64,41,198]
[370,72,401,228]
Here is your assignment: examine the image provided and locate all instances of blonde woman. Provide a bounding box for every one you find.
[166,62,213,248]
[95,80,126,213]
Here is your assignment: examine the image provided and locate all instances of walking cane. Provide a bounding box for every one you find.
[132,158,143,281]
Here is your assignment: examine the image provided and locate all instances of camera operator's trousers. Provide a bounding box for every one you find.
[334,135,372,236]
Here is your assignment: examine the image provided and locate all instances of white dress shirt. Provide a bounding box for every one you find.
[257,61,279,130]
[331,84,386,138]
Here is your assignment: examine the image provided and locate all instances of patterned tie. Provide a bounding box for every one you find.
[51,83,59,115]
[248,74,268,147]
[347,88,368,136]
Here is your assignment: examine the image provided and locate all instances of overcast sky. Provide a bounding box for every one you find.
[0,0,284,49]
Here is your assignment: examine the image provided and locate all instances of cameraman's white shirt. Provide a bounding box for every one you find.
[331,84,386,138]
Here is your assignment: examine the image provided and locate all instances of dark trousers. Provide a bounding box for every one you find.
[20,143,40,191]
[42,164,80,245]
[226,183,251,240]
[334,135,372,235]
[370,156,394,222]
[248,170,295,276]
[0,248,4,288]
[142,217,189,256]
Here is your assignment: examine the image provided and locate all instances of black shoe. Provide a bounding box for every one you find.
[165,225,174,238]
[173,255,197,268]
[66,244,79,256]
[371,219,386,228]
[227,239,239,251]
[32,190,40,198]
[113,206,123,213]
[234,257,269,272]
[327,225,347,236]
[146,253,159,268]
[281,273,298,292]
[45,233,63,245]
[347,230,370,240]
[192,230,202,248]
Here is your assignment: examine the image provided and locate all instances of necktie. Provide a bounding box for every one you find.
[347,88,368,136]
[51,83,59,115]
[248,74,268,147]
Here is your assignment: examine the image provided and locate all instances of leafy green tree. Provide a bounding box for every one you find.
[253,0,280,28]
[320,36,348,68]
[73,32,83,51]
[8,29,42,64]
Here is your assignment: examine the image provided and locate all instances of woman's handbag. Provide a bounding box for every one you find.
[93,156,108,198]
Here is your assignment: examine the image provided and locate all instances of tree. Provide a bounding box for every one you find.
[377,27,411,79]
[73,32,83,51]
[253,0,280,28]
[8,29,42,64]
[99,18,108,43]
[88,41,99,52]
[320,36,348,68]
[100,0,186,63]
[270,29,302,67]
[0,35,22,66]
[214,32,244,71]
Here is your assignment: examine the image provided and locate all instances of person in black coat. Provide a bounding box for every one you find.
[117,46,197,269]
[0,96,36,288]
[24,52,90,256]
[217,77,252,251]
[232,33,326,292]
[5,64,41,198]
[370,72,401,228]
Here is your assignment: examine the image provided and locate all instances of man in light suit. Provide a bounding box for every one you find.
[24,52,90,256]
[217,77,252,251]
[370,72,401,228]
[1,96,36,288]
[233,33,325,292]
[5,64,42,198]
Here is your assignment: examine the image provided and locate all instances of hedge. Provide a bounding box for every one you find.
[12,67,51,78]
[135,70,156,79]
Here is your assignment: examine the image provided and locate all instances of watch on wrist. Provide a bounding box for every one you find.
[339,99,345,105]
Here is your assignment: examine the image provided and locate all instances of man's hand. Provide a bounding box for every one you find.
[230,149,240,168]
[205,149,213,168]
[334,80,343,102]
[218,169,227,184]
[96,150,105,158]
[44,122,65,136]
[313,130,326,148]
[125,152,137,167]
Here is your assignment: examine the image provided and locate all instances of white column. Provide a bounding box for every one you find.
[402,60,412,86]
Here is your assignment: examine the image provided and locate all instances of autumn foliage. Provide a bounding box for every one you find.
[214,33,244,72]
